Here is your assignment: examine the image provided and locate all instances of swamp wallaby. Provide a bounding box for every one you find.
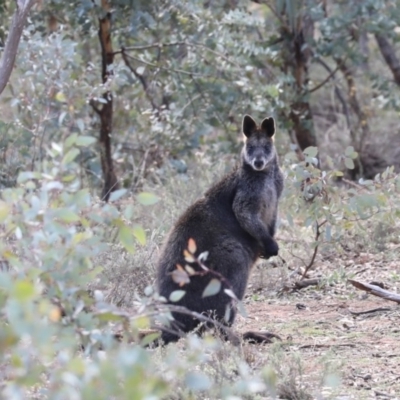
[156,115,284,344]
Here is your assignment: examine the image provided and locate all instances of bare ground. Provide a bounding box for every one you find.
[234,246,400,399]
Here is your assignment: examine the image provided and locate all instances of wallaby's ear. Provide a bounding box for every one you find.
[242,115,257,137]
[261,117,275,137]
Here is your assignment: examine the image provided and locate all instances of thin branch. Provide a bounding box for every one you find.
[315,58,352,134]
[252,0,289,31]
[308,65,340,93]
[335,56,370,154]
[341,177,371,191]
[115,41,240,68]
[114,42,182,52]
[123,52,206,77]
[301,219,327,279]
[158,304,240,344]
[0,0,38,96]
[120,48,159,112]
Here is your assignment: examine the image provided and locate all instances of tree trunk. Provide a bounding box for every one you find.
[283,14,317,151]
[335,58,369,178]
[375,34,400,86]
[92,1,119,201]
[0,0,38,96]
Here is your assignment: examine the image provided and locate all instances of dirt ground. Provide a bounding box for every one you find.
[234,248,400,399]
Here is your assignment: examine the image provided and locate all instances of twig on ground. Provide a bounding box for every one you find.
[299,343,355,349]
[293,278,321,291]
[374,390,396,399]
[349,307,393,316]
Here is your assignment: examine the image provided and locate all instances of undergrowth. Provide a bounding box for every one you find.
[0,137,399,399]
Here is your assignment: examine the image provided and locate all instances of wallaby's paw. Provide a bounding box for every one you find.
[261,238,279,258]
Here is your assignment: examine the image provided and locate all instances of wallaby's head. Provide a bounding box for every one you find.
[241,115,276,171]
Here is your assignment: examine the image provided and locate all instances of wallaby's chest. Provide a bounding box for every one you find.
[259,183,278,222]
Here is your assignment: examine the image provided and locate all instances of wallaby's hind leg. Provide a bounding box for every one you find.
[158,310,206,344]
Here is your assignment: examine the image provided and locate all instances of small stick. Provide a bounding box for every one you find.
[293,278,321,291]
[349,307,392,316]
[299,343,355,349]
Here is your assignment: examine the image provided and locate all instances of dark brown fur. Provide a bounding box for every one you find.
[157,115,284,344]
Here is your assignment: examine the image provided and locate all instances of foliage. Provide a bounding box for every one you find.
[2,0,400,189]
[281,146,400,276]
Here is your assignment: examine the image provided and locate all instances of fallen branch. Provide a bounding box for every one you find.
[299,343,355,349]
[348,279,400,304]
[293,278,321,291]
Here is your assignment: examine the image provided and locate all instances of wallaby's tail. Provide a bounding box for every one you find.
[242,331,282,344]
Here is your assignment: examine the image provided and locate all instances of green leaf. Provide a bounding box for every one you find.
[325,224,332,241]
[118,225,135,253]
[62,175,76,183]
[76,119,85,133]
[123,204,134,220]
[132,224,146,246]
[64,133,78,149]
[131,315,151,330]
[303,146,318,157]
[96,312,126,322]
[14,280,35,301]
[55,91,66,102]
[169,290,186,302]
[52,208,80,222]
[344,158,355,169]
[140,332,160,347]
[108,189,127,202]
[137,192,160,206]
[75,136,97,147]
[345,146,354,157]
[265,85,279,98]
[202,278,221,298]
[62,148,80,164]
[17,171,41,183]
[184,372,212,391]
[0,201,9,222]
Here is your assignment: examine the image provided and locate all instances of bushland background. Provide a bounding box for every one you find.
[0,0,400,399]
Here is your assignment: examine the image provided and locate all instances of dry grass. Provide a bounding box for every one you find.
[87,151,400,398]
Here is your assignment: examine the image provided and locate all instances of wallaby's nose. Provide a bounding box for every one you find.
[254,160,264,169]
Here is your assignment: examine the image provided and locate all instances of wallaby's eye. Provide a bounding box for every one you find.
[264,142,272,152]
[246,145,255,156]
